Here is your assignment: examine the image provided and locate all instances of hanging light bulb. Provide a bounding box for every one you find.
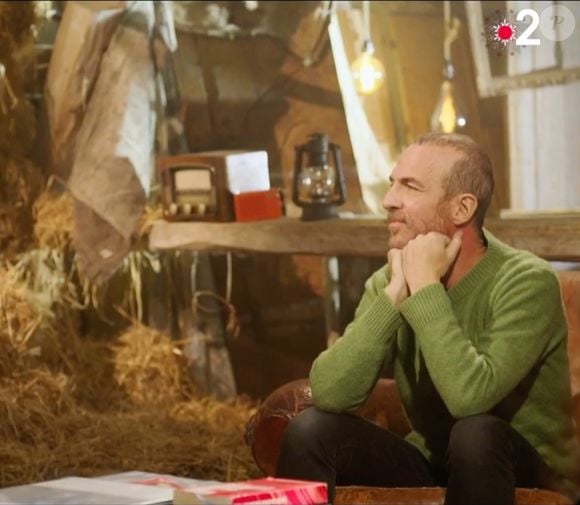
[350,1,385,95]
[351,39,385,95]
[431,2,467,133]
[431,61,467,133]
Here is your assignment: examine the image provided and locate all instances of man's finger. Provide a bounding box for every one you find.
[388,248,401,259]
[387,249,395,276]
[388,249,403,275]
[445,231,463,262]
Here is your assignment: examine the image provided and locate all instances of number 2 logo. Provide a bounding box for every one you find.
[516,9,541,46]
[519,4,576,46]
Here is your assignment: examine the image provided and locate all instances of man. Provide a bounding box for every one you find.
[275,132,580,505]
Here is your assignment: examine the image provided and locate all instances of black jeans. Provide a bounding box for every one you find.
[275,407,565,505]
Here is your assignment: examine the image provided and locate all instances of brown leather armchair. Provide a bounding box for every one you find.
[245,271,580,505]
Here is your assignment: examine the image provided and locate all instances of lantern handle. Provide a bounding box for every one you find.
[329,142,346,205]
[292,143,307,208]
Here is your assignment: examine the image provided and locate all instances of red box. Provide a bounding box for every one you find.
[232,189,284,222]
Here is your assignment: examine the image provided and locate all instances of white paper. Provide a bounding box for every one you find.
[0,476,172,505]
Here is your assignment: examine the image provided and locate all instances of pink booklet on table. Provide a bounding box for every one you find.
[172,476,328,505]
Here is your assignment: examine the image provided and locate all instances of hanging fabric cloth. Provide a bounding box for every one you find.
[67,2,157,282]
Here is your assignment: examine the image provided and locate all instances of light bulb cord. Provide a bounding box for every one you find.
[443,1,461,62]
[363,0,370,41]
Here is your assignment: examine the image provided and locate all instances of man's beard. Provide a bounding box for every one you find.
[387,203,453,250]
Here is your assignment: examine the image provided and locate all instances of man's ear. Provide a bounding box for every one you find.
[451,193,478,225]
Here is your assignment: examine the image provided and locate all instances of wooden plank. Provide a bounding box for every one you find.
[500,209,580,219]
[148,216,580,262]
[149,217,388,257]
[486,217,580,262]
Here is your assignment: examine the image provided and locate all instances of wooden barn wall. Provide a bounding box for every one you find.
[173,4,367,216]
[172,2,367,399]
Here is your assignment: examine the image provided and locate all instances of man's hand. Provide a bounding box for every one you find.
[402,231,462,294]
[384,248,409,307]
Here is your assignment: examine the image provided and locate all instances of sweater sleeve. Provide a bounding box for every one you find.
[398,261,566,419]
[309,267,404,412]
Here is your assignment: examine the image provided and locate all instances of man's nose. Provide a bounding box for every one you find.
[382,184,400,211]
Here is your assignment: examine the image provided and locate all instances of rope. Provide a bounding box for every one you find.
[0,63,18,115]
[443,1,461,62]
[191,290,240,340]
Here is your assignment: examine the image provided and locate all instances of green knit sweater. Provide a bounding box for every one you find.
[310,230,580,482]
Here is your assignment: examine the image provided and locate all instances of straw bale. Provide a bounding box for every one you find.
[8,249,80,313]
[33,190,74,249]
[0,244,262,488]
[0,16,260,470]
[0,404,260,486]
[0,267,44,375]
[0,99,36,157]
[61,323,198,412]
[0,2,35,49]
[0,370,76,442]
[0,159,43,254]
[0,1,32,100]
[0,1,43,255]
[61,337,123,411]
[0,249,83,378]
[111,323,196,406]
[0,375,260,487]
[0,28,36,158]
[138,204,164,238]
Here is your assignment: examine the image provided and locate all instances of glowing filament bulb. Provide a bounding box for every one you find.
[351,45,385,95]
[431,81,467,133]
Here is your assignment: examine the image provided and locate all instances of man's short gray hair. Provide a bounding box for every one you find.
[414,132,495,228]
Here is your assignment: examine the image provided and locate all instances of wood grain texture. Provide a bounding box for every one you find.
[334,486,572,505]
[487,217,580,262]
[148,216,580,262]
[149,217,388,257]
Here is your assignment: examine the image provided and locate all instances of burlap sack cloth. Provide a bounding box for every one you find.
[64,5,156,282]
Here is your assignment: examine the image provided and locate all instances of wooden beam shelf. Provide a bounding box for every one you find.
[148,216,580,262]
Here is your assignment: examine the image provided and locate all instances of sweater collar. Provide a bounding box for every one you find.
[447,229,507,302]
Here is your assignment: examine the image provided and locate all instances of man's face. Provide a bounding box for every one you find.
[382,144,460,250]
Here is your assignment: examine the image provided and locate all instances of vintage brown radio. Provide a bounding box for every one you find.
[158,155,225,221]
[158,151,270,222]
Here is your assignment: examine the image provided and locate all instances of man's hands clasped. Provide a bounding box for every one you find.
[384,231,463,307]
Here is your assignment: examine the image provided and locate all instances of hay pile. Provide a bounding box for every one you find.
[0,370,259,486]
[0,158,43,255]
[138,203,164,238]
[0,373,259,486]
[0,1,42,256]
[0,255,261,488]
[32,189,74,250]
[0,0,261,487]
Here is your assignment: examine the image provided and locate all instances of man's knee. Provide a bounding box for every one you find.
[448,414,511,464]
[281,407,341,449]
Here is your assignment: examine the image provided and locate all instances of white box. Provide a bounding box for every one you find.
[211,150,270,194]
